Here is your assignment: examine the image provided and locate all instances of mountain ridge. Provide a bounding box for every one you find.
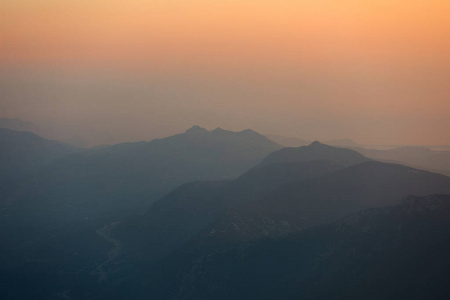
[0,128,78,183]
[260,141,369,166]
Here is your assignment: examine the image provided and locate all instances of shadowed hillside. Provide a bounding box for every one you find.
[112,195,450,300]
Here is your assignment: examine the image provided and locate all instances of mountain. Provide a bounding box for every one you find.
[2,137,450,299]
[111,144,450,284]
[260,141,369,167]
[116,159,344,265]
[135,195,450,300]
[264,135,360,148]
[352,146,450,177]
[2,125,280,216]
[211,161,450,242]
[116,143,449,260]
[265,139,450,177]
[0,128,77,183]
[0,126,281,297]
[114,142,369,264]
[1,146,348,299]
[0,126,282,241]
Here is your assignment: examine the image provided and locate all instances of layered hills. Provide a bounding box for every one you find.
[1,129,450,300]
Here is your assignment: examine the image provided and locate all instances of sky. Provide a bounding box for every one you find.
[1,0,449,146]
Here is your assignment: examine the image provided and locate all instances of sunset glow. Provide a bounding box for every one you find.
[1,0,449,145]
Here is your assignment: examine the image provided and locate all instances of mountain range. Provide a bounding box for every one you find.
[0,126,282,299]
[265,133,450,176]
[1,125,280,216]
[84,141,450,300]
[0,126,449,299]
[352,146,450,177]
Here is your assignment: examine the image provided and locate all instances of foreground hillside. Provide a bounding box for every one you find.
[113,195,450,300]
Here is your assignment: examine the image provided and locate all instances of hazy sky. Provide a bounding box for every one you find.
[1,0,449,146]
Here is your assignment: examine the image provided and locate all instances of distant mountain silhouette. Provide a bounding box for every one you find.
[260,141,369,166]
[0,118,37,132]
[134,195,450,300]
[0,128,77,182]
[264,134,360,148]
[265,136,450,177]
[2,125,280,216]
[0,117,90,147]
[352,146,450,177]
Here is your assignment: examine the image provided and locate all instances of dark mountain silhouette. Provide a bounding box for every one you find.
[114,142,368,265]
[116,159,344,264]
[265,135,450,177]
[260,141,369,166]
[211,161,450,242]
[110,144,450,290]
[133,195,450,300]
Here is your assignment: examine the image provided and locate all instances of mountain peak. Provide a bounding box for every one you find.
[239,129,260,136]
[185,125,209,135]
[309,140,325,147]
[260,139,369,167]
[212,127,227,133]
[308,140,335,149]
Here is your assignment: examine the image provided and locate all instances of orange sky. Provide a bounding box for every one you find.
[2,1,449,67]
[1,0,449,145]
